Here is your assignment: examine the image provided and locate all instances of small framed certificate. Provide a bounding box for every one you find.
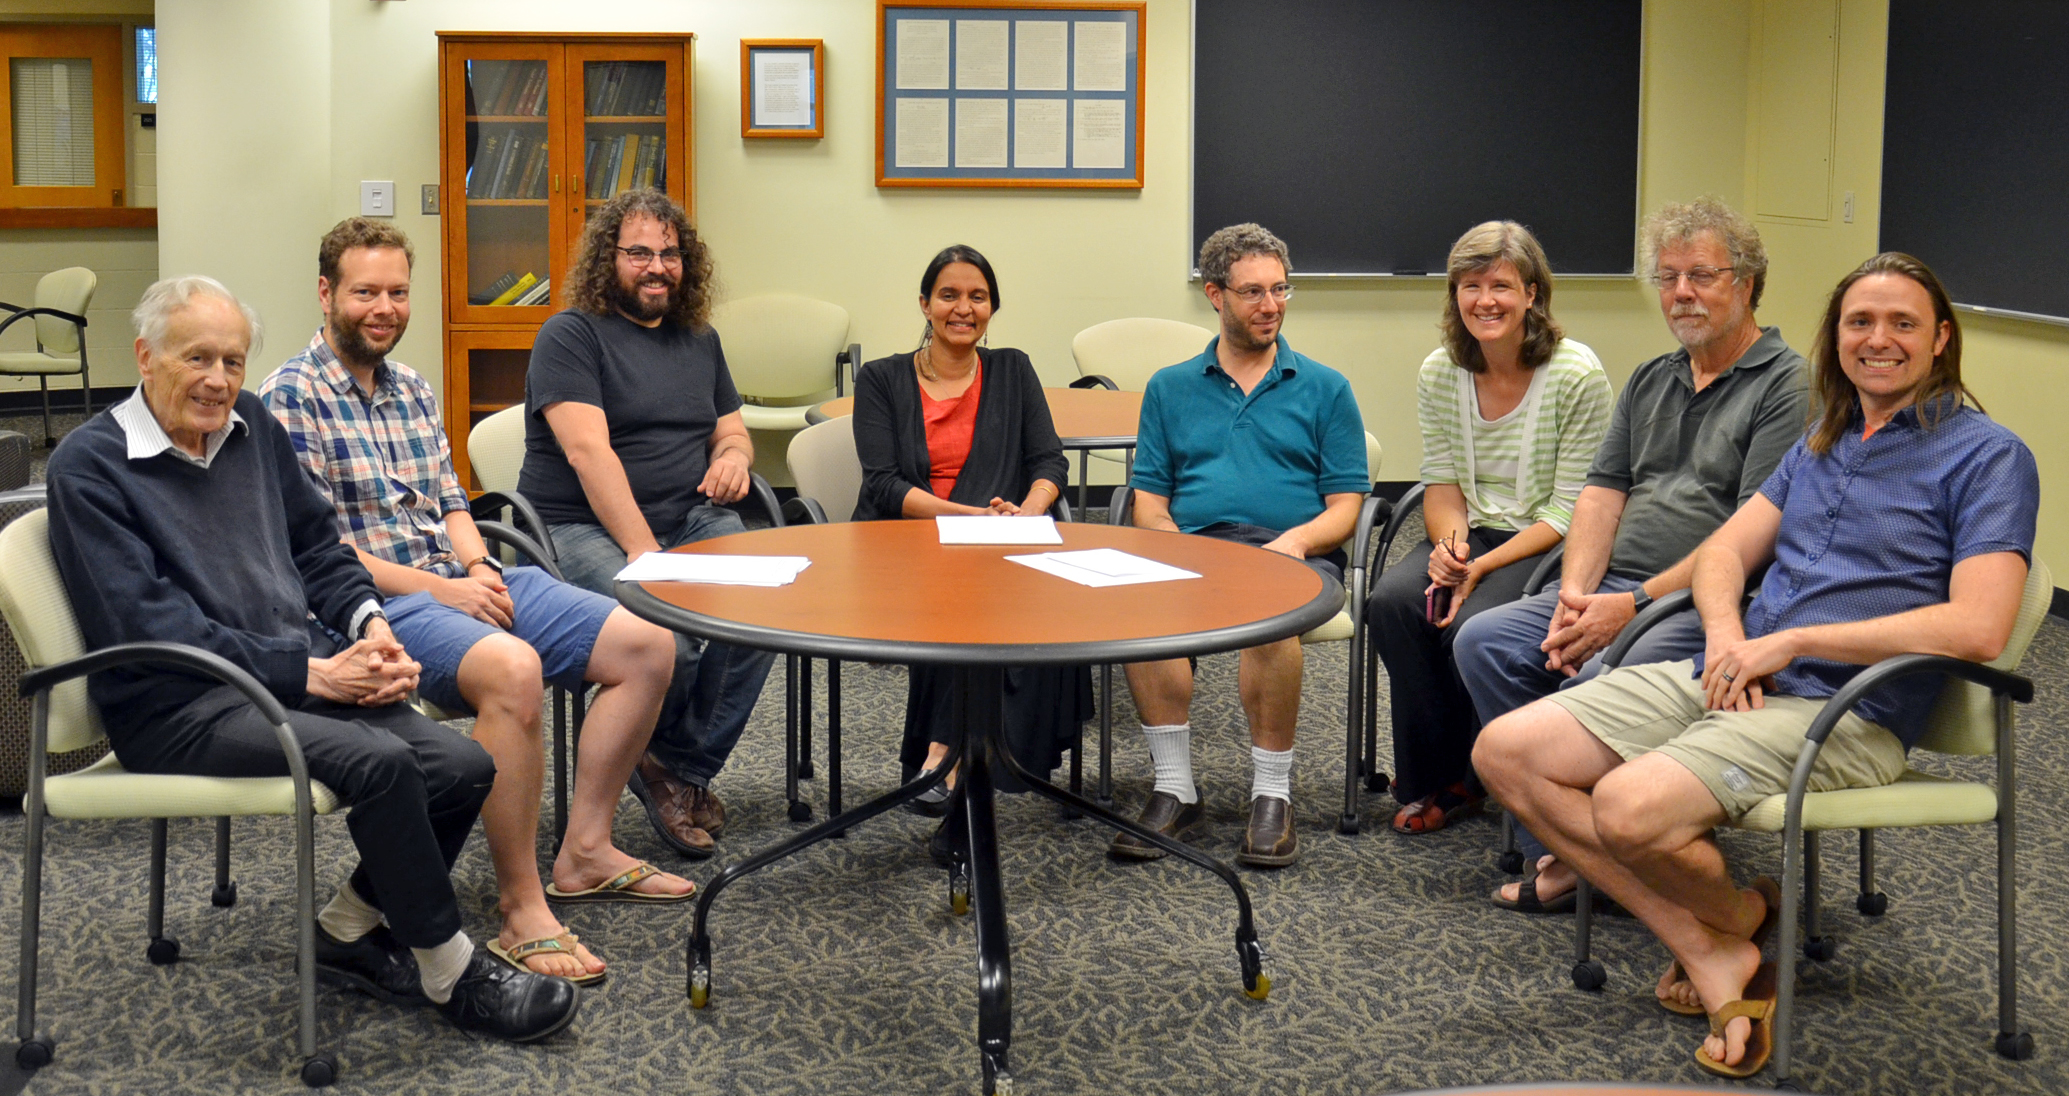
[742,39,824,139]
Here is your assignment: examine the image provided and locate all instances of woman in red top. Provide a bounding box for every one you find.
[851,246,1089,839]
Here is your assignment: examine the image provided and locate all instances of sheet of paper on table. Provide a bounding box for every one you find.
[615,554,813,587]
[935,515,1063,545]
[1005,547,1200,587]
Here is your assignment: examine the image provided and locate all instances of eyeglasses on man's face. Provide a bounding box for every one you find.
[1223,282,1294,304]
[1649,265,1734,290]
[617,246,685,268]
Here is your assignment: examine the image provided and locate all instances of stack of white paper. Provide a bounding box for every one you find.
[935,515,1063,545]
[1004,548,1200,588]
[615,554,813,587]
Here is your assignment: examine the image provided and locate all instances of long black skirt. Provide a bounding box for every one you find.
[899,664,1094,794]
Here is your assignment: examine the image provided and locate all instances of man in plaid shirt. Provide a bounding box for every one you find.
[262,219,693,988]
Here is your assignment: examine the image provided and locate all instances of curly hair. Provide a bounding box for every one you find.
[1197,222,1291,288]
[564,188,716,330]
[319,217,413,287]
[1437,221,1563,373]
[1641,196,1768,310]
[1806,252,1977,455]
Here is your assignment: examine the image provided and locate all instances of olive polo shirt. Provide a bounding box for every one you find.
[1589,325,1809,581]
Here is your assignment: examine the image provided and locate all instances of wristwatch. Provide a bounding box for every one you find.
[356,609,388,639]
[1629,587,1654,614]
[465,554,504,575]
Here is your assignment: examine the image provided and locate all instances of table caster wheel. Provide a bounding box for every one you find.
[300,1053,338,1087]
[1498,850,1525,875]
[1856,891,1889,917]
[948,862,971,916]
[787,800,812,823]
[1237,937,1271,1000]
[1571,959,1606,991]
[1996,1030,2036,1060]
[15,1037,52,1070]
[212,882,239,908]
[1337,814,1360,835]
[689,963,712,1009]
[992,1071,1014,1095]
[1243,971,1272,1001]
[1804,936,1836,962]
[147,936,181,965]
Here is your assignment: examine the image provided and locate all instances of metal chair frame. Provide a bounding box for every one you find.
[0,292,90,447]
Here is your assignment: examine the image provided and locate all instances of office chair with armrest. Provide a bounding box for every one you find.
[1562,559,2050,1088]
[0,507,344,1087]
[710,293,860,489]
[0,268,96,447]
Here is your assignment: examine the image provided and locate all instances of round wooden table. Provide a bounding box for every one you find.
[617,520,1341,1095]
[808,386,1145,512]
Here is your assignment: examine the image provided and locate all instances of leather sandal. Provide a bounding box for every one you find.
[1659,875,1781,1016]
[1390,782,1485,835]
[1694,961,1778,1078]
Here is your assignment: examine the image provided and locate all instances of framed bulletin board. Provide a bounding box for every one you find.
[742,39,825,138]
[875,0,1145,188]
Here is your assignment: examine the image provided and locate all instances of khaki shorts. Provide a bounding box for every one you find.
[1546,660,1908,822]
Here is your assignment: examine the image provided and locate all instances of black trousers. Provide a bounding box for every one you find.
[108,685,495,949]
[1364,528,1542,804]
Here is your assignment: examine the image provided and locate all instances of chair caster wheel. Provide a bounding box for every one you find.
[1498,850,1525,875]
[1571,959,1606,991]
[15,1037,52,1069]
[1060,805,1082,822]
[1773,1078,1803,1092]
[147,936,181,965]
[300,1053,338,1087]
[1364,772,1390,793]
[1996,1030,2036,1060]
[948,862,971,916]
[1804,936,1837,962]
[689,964,711,1009]
[786,800,811,823]
[1337,814,1360,835]
[1856,891,1889,917]
[212,882,239,908]
[797,759,814,780]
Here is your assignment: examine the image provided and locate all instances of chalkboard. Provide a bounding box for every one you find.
[1881,0,2069,323]
[1192,0,1642,277]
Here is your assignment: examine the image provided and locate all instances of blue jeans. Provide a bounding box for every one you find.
[550,505,778,787]
[1452,577,1705,861]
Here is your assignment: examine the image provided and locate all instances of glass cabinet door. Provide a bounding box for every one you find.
[445,44,565,325]
[566,44,688,238]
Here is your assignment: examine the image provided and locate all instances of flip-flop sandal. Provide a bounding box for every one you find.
[1488,871,1578,914]
[1391,783,1486,835]
[1659,875,1782,1016]
[487,931,608,987]
[546,861,697,904]
[1694,961,1778,1078]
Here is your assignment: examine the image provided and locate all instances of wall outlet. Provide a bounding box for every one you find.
[360,180,395,217]
[1843,190,1855,224]
[422,183,440,215]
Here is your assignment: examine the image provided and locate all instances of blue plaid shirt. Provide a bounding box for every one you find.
[1729,399,2038,748]
[259,331,473,578]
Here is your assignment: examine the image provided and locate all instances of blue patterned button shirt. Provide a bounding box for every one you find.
[259,331,473,579]
[1733,399,2038,747]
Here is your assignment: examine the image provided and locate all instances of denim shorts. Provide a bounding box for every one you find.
[386,565,618,714]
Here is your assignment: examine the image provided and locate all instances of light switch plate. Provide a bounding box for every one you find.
[360,180,395,217]
[421,183,440,215]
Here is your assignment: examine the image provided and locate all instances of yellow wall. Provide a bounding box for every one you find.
[153,0,2069,560]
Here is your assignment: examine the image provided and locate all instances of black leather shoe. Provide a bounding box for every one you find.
[437,950,582,1043]
[928,816,968,868]
[903,767,953,818]
[1108,789,1205,861]
[1236,795,1298,868]
[315,924,428,1006]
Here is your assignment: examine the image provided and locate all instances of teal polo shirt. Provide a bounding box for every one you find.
[1130,334,1369,533]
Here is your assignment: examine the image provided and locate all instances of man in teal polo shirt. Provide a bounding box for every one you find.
[1111,222,1369,868]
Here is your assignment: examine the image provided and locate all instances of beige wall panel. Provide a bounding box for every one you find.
[1752,0,1839,222]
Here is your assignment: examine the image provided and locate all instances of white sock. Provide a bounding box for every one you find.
[316,883,382,942]
[413,932,476,1004]
[1250,745,1293,805]
[1142,723,1196,804]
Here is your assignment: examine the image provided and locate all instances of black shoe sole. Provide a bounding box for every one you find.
[1108,818,1200,862]
[626,769,716,860]
[317,962,431,1008]
[1234,845,1298,869]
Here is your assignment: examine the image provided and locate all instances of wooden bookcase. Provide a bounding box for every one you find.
[436,32,694,488]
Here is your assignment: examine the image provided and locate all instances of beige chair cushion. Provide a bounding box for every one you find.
[1917,557,2052,756]
[740,403,815,433]
[45,752,339,819]
[0,509,102,752]
[1301,608,1354,645]
[1071,318,1217,391]
[0,351,82,374]
[711,293,851,405]
[466,404,528,495]
[787,415,861,522]
[32,267,95,354]
[1736,770,1997,833]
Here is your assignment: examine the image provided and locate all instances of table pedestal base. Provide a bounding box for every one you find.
[684,664,1270,1094]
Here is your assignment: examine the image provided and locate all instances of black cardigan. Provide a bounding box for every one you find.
[850,347,1069,521]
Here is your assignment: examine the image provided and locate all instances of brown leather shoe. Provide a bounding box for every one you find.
[626,754,715,859]
[1236,796,1297,868]
[682,783,726,839]
[1108,789,1205,862]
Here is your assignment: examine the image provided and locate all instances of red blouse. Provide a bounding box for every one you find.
[920,364,983,499]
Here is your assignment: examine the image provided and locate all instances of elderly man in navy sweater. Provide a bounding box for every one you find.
[45,275,579,1043]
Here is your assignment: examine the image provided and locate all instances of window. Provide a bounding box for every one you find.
[0,25,124,208]
[135,26,156,105]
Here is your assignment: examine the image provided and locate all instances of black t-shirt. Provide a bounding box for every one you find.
[519,308,744,534]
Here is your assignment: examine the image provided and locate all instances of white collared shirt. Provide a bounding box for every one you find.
[112,385,247,468]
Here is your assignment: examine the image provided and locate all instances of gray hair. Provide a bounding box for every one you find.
[1198,222,1292,288]
[1641,196,1768,310]
[132,275,263,353]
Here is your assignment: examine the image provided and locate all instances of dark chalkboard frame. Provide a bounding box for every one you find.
[1189,0,1644,279]
[1880,0,2069,326]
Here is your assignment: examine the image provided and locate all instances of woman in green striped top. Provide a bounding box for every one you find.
[1366,221,1613,835]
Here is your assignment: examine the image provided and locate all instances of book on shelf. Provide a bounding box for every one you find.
[511,277,553,307]
[520,139,551,199]
[491,131,528,198]
[487,272,539,307]
[466,129,505,199]
[469,271,519,305]
[615,135,641,194]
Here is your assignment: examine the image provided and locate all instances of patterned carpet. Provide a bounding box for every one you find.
[0,426,2063,1094]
